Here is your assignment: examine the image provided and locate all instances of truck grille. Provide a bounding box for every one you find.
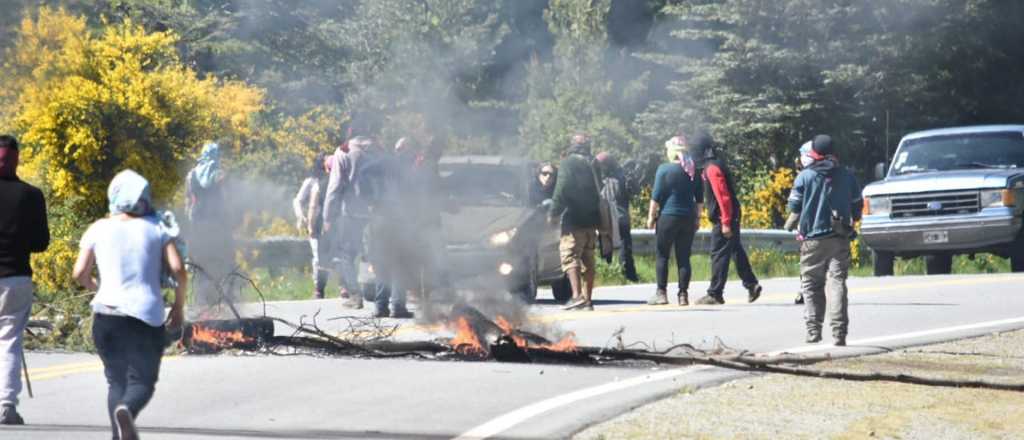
[890,191,980,218]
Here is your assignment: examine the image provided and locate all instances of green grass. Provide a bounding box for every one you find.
[239,250,1013,302]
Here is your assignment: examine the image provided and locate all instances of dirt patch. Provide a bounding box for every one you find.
[575,330,1024,440]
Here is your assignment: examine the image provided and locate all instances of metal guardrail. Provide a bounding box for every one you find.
[243,228,800,272]
[631,228,800,255]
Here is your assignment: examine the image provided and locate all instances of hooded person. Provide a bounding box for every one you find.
[0,135,50,425]
[549,133,602,311]
[689,132,763,305]
[184,142,234,311]
[73,169,187,440]
[786,134,863,346]
[645,136,704,306]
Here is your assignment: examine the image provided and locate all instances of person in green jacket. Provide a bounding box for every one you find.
[549,134,602,311]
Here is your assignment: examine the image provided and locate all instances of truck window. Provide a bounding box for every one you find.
[893,132,1024,175]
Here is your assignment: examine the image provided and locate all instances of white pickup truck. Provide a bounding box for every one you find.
[861,125,1024,275]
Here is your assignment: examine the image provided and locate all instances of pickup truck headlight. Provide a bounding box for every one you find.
[865,196,891,216]
[980,189,1014,208]
[489,228,517,246]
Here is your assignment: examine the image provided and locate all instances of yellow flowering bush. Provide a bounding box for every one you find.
[2,8,265,295]
[741,167,795,230]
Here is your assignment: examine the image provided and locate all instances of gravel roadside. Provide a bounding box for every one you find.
[575,330,1024,440]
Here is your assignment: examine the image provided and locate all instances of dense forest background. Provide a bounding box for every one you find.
[2,0,1024,299]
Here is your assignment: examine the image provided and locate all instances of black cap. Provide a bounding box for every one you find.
[0,135,18,150]
[812,135,833,156]
[689,131,715,161]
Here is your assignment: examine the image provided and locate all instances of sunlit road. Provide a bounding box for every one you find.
[8,273,1024,439]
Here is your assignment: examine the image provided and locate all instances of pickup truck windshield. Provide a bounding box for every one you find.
[892,132,1024,175]
[439,164,523,206]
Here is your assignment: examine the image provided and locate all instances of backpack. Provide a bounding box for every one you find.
[350,153,391,209]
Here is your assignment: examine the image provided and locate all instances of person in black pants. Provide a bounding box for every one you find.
[689,132,763,305]
[645,136,703,305]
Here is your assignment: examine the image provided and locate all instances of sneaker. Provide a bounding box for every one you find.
[313,290,325,300]
[806,332,822,344]
[342,296,364,309]
[562,297,591,311]
[391,308,414,319]
[833,335,847,347]
[114,404,138,440]
[373,307,390,318]
[677,290,689,306]
[339,288,350,299]
[0,405,24,425]
[695,295,720,305]
[794,293,804,305]
[747,285,762,303]
[647,289,669,305]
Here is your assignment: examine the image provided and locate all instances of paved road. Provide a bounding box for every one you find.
[7,273,1024,439]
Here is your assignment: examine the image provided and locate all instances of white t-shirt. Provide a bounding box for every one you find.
[82,216,171,327]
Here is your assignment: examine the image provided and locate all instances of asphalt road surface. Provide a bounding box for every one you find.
[8,273,1024,440]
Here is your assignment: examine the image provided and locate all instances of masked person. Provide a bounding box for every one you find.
[646,136,703,306]
[0,135,49,425]
[73,170,187,440]
[596,152,639,282]
[549,134,602,311]
[294,153,330,299]
[323,136,387,310]
[786,135,863,346]
[185,142,234,310]
[790,141,816,305]
[690,132,763,305]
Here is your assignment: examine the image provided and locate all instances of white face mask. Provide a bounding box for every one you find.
[800,155,814,168]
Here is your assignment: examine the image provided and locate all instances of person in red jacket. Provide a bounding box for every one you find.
[689,132,762,305]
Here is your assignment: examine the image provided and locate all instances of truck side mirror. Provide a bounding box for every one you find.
[874,162,887,180]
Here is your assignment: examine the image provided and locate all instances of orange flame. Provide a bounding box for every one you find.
[495,315,578,352]
[190,324,253,349]
[448,317,486,356]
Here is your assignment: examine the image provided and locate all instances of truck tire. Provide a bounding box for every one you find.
[873,250,895,277]
[551,275,573,303]
[924,254,953,275]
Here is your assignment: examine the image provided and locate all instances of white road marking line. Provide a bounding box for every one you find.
[454,315,1024,440]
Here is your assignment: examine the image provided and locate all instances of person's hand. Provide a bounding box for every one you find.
[646,216,656,229]
[784,213,800,232]
[168,305,184,330]
[722,224,734,239]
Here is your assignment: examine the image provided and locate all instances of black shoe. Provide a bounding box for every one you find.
[747,285,762,303]
[0,405,24,425]
[114,404,138,440]
[806,332,822,344]
[677,290,689,306]
[713,295,725,305]
[373,307,390,318]
[391,308,414,319]
[624,270,639,283]
[834,335,847,347]
[794,294,804,305]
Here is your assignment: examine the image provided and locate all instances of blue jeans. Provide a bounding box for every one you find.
[92,313,164,439]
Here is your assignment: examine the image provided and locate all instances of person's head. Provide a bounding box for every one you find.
[811,134,834,159]
[108,169,153,217]
[664,135,688,162]
[200,142,220,163]
[567,132,591,156]
[0,135,19,179]
[688,130,715,165]
[538,163,557,188]
[311,152,328,178]
[347,136,372,151]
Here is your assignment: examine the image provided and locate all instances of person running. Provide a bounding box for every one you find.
[73,170,187,440]
[786,135,862,346]
[690,132,763,305]
[293,153,330,299]
[0,135,50,425]
[646,136,703,306]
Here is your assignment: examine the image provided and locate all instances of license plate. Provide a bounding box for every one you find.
[923,231,949,244]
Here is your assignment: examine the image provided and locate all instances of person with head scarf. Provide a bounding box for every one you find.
[184,142,234,310]
[689,131,763,305]
[645,136,704,306]
[0,135,50,425]
[549,133,602,311]
[785,135,863,346]
[73,169,187,440]
[596,152,639,282]
[294,153,331,299]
